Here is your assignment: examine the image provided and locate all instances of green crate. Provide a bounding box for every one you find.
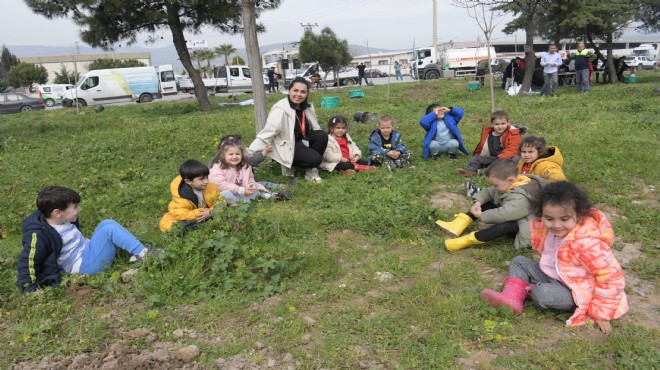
[467,81,481,91]
[349,89,364,98]
[624,76,636,83]
[320,96,340,108]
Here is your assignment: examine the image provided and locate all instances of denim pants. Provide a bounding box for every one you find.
[79,220,145,274]
[543,72,558,96]
[508,256,576,311]
[221,189,263,204]
[429,139,459,156]
[575,69,590,92]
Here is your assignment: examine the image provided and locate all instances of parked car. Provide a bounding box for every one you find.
[0,93,46,114]
[364,69,388,78]
[38,84,74,107]
[624,55,657,70]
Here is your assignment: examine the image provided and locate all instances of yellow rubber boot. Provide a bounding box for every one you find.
[445,231,483,252]
[435,213,473,237]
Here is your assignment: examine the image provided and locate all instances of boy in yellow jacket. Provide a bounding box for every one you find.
[160,160,223,232]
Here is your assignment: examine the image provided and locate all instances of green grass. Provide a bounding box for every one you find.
[0,73,658,368]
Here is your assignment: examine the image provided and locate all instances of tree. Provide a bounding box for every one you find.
[492,0,552,95]
[0,45,20,80]
[299,27,352,91]
[231,55,246,65]
[25,0,246,112]
[53,64,80,84]
[88,58,146,70]
[215,44,238,66]
[452,0,505,112]
[191,49,216,77]
[7,62,48,89]
[633,0,660,33]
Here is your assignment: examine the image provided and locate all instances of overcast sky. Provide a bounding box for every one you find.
[2,0,656,55]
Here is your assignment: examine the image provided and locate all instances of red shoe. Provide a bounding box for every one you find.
[353,163,376,171]
[479,277,528,315]
[340,169,356,175]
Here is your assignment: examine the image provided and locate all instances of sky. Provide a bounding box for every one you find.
[2,0,656,55]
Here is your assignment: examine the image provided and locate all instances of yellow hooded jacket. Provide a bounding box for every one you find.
[159,176,222,232]
[517,146,566,181]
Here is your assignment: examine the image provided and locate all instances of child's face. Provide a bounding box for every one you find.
[542,203,579,238]
[379,121,394,138]
[487,175,517,193]
[520,145,539,164]
[331,122,347,139]
[491,117,509,136]
[223,146,243,167]
[186,176,209,191]
[55,203,81,223]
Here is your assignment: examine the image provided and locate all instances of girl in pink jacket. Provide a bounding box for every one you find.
[480,181,627,334]
[209,138,289,204]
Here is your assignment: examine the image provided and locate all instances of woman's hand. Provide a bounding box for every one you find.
[340,157,349,162]
[352,154,361,162]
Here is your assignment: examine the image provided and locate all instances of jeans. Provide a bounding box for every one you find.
[221,190,263,204]
[508,256,576,311]
[575,69,590,92]
[543,72,558,96]
[79,220,145,274]
[429,139,459,156]
[359,75,369,85]
[395,70,403,81]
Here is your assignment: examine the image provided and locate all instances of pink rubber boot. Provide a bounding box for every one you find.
[479,277,528,315]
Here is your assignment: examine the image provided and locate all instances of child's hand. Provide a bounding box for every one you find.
[196,208,212,222]
[245,183,255,196]
[388,150,400,159]
[352,154,360,162]
[470,202,482,218]
[263,145,274,155]
[593,318,612,334]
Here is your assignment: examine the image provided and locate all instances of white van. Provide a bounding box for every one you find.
[61,66,162,107]
[158,64,178,95]
[38,84,74,107]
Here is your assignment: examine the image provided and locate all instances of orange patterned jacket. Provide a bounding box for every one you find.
[530,208,628,327]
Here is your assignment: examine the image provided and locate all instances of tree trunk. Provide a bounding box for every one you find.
[165,3,211,111]
[518,15,536,96]
[605,32,616,84]
[242,0,267,133]
[486,37,495,112]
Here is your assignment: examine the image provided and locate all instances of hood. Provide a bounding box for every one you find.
[539,146,564,166]
[567,208,615,246]
[23,210,48,233]
[169,175,197,206]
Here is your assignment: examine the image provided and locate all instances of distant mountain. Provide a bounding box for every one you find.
[10,42,393,73]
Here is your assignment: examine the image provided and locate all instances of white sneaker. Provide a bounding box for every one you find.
[304,168,322,183]
[281,165,295,177]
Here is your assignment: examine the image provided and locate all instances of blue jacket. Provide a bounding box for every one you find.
[419,107,468,159]
[16,210,73,292]
[368,128,407,164]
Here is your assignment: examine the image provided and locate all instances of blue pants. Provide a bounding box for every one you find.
[575,69,590,92]
[429,139,459,156]
[221,190,264,204]
[79,220,145,274]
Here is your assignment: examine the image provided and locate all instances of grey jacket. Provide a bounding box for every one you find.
[472,174,547,248]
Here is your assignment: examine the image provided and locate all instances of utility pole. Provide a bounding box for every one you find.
[433,0,438,55]
[300,23,318,33]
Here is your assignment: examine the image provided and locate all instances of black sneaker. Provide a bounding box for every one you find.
[275,190,292,201]
[448,153,457,161]
[431,154,439,160]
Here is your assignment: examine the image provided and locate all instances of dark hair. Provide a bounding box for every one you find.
[327,115,349,134]
[37,186,81,218]
[209,134,244,167]
[214,141,248,170]
[289,76,310,91]
[426,104,440,115]
[490,110,509,123]
[179,159,209,180]
[484,158,518,180]
[518,136,548,156]
[531,181,593,219]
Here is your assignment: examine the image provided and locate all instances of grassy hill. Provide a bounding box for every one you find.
[0,74,658,369]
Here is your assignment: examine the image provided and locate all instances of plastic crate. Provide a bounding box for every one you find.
[624,76,636,83]
[320,96,340,108]
[349,89,364,98]
[467,81,481,91]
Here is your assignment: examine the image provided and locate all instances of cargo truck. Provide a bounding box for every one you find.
[411,46,497,79]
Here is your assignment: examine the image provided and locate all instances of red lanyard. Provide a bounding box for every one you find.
[296,111,306,138]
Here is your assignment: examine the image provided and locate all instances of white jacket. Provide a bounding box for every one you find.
[248,98,321,169]
[320,133,362,171]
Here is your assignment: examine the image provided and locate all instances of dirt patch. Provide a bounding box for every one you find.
[459,349,500,370]
[612,241,643,266]
[430,189,472,211]
[67,285,98,307]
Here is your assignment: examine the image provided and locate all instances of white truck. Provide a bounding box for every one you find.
[178,65,268,94]
[285,62,361,87]
[632,43,659,60]
[411,46,497,79]
[62,66,162,107]
[158,64,178,95]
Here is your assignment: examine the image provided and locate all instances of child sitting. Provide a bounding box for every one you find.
[160,160,222,232]
[457,110,521,177]
[436,158,546,251]
[419,104,468,160]
[320,115,376,174]
[209,137,290,204]
[479,182,627,334]
[518,136,566,181]
[17,186,161,292]
[368,115,413,170]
